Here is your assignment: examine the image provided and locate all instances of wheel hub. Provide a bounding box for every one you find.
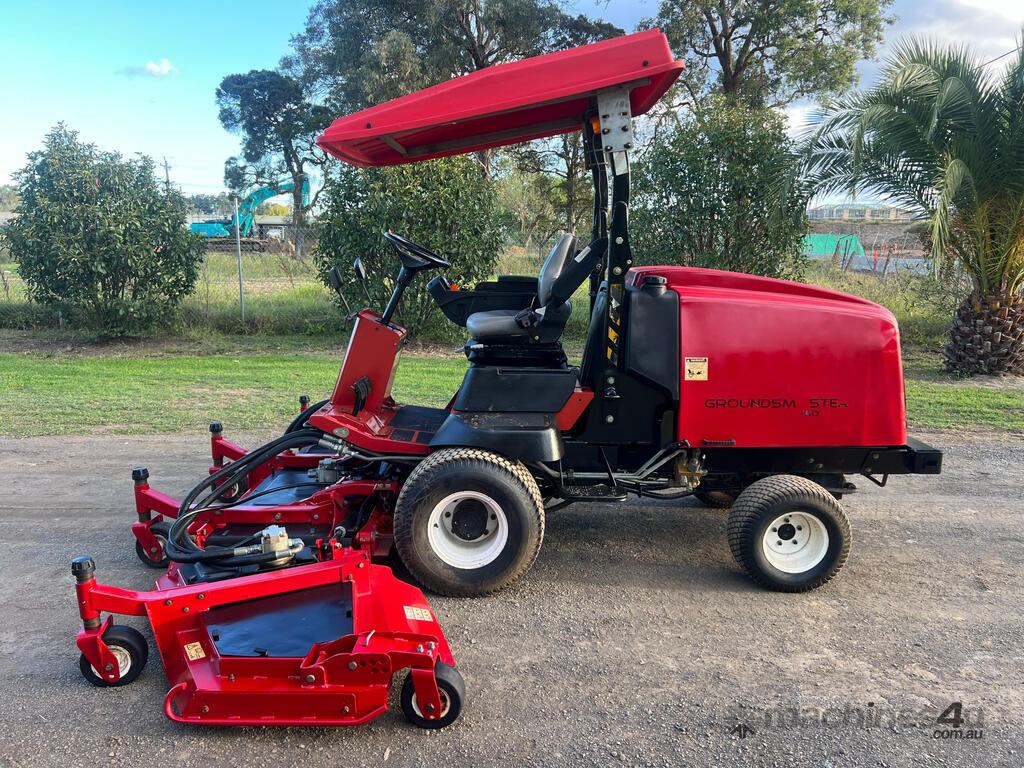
[762,511,829,574]
[427,491,509,569]
[449,499,489,541]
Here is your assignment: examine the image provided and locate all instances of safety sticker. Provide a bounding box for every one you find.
[404,605,433,622]
[685,357,709,381]
[184,641,206,661]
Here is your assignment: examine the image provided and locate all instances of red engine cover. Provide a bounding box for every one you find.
[630,267,907,448]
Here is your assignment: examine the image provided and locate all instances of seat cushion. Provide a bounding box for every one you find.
[466,309,529,339]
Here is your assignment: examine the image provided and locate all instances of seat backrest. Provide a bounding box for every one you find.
[537,233,577,305]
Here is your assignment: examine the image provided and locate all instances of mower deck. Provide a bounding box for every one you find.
[73,549,462,728]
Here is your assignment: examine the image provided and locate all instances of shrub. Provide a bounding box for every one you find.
[631,98,808,279]
[3,125,205,336]
[314,157,503,339]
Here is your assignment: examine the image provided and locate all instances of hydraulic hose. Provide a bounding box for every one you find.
[165,429,328,565]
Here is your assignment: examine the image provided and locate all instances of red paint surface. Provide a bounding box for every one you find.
[318,30,683,167]
[631,267,907,448]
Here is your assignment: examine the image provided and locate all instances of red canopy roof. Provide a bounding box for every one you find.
[317,30,684,167]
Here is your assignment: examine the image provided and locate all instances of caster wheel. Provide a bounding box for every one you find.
[401,661,465,729]
[79,625,149,687]
[134,522,171,568]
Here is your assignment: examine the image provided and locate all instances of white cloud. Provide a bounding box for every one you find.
[118,58,179,78]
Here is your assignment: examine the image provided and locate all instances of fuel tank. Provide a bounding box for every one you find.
[628,267,907,448]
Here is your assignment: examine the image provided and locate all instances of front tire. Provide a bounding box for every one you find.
[727,475,851,592]
[394,448,544,596]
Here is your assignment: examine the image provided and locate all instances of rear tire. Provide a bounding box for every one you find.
[727,475,851,592]
[78,625,148,687]
[394,448,544,596]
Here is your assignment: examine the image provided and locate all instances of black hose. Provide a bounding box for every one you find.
[165,429,324,564]
[284,399,330,435]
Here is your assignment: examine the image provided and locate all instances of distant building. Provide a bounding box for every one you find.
[0,211,16,228]
[808,204,914,222]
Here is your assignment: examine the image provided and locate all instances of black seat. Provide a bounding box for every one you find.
[465,233,607,345]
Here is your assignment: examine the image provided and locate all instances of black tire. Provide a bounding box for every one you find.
[727,474,851,592]
[134,522,171,568]
[394,448,544,597]
[78,625,149,687]
[695,490,737,509]
[285,399,329,434]
[401,662,465,729]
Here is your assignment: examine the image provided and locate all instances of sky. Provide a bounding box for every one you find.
[0,0,1021,200]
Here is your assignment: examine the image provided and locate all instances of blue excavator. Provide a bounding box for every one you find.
[190,177,310,251]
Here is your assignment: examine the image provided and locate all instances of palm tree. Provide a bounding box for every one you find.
[803,39,1024,376]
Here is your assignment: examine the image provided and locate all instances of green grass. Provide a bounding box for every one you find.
[0,353,467,437]
[904,381,1024,431]
[1,351,1019,437]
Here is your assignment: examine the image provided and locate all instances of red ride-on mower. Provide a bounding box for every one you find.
[130,29,942,600]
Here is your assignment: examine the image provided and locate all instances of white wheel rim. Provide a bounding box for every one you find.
[91,646,132,680]
[427,491,508,569]
[411,689,452,719]
[761,511,829,574]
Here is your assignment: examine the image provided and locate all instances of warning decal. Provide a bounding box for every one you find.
[685,357,709,381]
[404,605,433,622]
[184,641,206,661]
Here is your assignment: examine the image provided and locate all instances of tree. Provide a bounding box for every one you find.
[3,125,204,336]
[653,0,891,109]
[216,69,333,246]
[186,193,227,215]
[631,98,808,279]
[284,1,620,178]
[314,156,503,338]
[803,41,1024,376]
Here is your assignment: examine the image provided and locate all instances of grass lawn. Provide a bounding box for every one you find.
[1,350,1021,437]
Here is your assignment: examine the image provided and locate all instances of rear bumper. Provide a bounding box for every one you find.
[902,437,943,474]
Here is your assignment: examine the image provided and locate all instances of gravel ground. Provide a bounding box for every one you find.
[0,430,1021,768]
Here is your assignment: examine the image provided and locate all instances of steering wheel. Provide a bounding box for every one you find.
[384,231,451,270]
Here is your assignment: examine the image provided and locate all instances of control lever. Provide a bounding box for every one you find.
[328,265,352,314]
[353,257,373,303]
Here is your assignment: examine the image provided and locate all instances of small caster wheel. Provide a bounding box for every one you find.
[79,625,149,687]
[401,662,465,729]
[134,522,171,568]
